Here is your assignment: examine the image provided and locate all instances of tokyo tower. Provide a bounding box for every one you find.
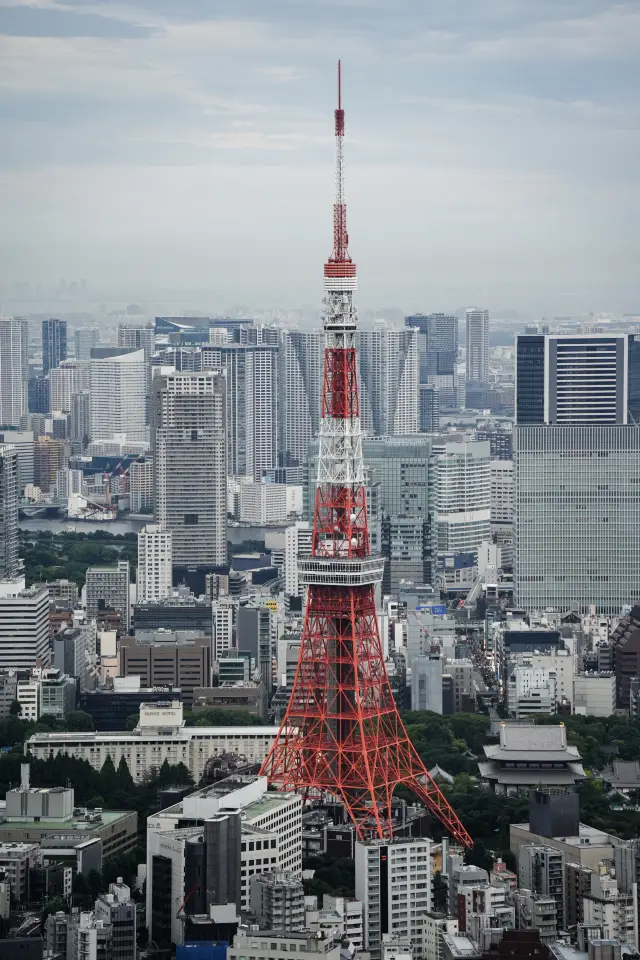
[261,63,472,848]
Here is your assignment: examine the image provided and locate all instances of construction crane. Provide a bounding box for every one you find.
[103,452,146,507]
[176,882,200,919]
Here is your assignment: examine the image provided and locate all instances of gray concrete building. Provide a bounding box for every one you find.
[153,371,227,570]
[85,560,130,633]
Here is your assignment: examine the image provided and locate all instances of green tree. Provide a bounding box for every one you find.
[65,711,95,732]
[116,755,134,790]
[9,700,21,717]
[100,755,119,801]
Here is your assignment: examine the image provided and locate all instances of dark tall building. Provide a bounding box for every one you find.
[405,313,458,379]
[419,385,439,433]
[42,318,67,375]
[515,332,640,425]
[204,812,242,909]
[236,605,272,696]
[28,376,50,414]
[406,313,458,411]
[611,604,640,709]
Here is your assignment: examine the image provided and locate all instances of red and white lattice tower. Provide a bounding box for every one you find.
[260,63,472,847]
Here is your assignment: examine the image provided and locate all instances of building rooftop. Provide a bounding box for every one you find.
[603,760,640,790]
[512,821,615,846]
[0,809,131,832]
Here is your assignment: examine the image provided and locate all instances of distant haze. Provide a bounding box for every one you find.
[0,0,639,316]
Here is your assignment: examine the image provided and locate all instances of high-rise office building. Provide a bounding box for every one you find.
[202,344,278,479]
[137,524,172,603]
[70,391,91,447]
[434,439,491,555]
[85,560,131,632]
[49,360,91,413]
[0,318,28,427]
[406,312,458,410]
[0,585,50,670]
[33,437,69,494]
[90,348,147,443]
[465,308,490,384]
[0,429,34,490]
[419,384,440,433]
[279,330,324,469]
[42,317,67,375]
[515,332,640,425]
[514,425,640,613]
[0,445,20,580]
[28,375,50,415]
[358,327,419,435]
[153,372,227,571]
[74,328,99,361]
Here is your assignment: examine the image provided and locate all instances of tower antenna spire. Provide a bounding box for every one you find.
[260,65,472,849]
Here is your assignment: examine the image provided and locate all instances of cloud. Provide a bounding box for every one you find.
[0,0,638,314]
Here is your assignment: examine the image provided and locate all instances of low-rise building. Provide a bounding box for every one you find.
[228,930,340,960]
[0,768,136,861]
[26,701,278,782]
[250,871,305,931]
[423,912,459,960]
[573,674,616,717]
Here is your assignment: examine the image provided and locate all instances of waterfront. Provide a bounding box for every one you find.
[18,517,278,546]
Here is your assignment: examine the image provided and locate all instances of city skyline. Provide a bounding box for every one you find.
[0,1,638,315]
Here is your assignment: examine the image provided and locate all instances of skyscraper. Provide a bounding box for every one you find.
[49,360,91,413]
[514,425,640,614]
[153,371,227,571]
[117,322,155,359]
[0,445,20,580]
[434,439,491,556]
[358,326,419,435]
[202,344,278,479]
[74,327,99,361]
[85,560,131,632]
[515,332,640,425]
[465,307,490,384]
[42,317,67,375]
[0,585,50,670]
[279,330,324,470]
[0,318,28,427]
[405,312,458,410]
[89,348,147,443]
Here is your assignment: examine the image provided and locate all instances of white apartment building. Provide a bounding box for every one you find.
[573,673,616,717]
[279,330,324,471]
[49,360,90,413]
[90,348,147,443]
[582,872,638,947]
[285,521,313,597]
[0,584,49,671]
[213,598,235,660]
[26,702,278,782]
[356,838,432,960]
[434,440,491,555]
[137,525,172,603]
[358,327,419,436]
[16,679,39,721]
[507,665,557,719]
[239,482,288,525]
[128,459,153,514]
[465,308,490,384]
[490,460,513,526]
[305,895,364,949]
[508,649,575,704]
[0,318,28,427]
[422,912,458,960]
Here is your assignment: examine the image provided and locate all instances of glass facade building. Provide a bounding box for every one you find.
[514,425,640,613]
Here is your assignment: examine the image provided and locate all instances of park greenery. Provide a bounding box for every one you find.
[20,529,138,588]
[20,529,271,590]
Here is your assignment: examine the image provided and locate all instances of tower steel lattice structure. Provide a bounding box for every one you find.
[260,63,472,848]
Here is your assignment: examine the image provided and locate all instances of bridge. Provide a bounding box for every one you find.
[19,501,68,517]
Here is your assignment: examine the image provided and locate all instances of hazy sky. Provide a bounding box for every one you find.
[1,0,639,315]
